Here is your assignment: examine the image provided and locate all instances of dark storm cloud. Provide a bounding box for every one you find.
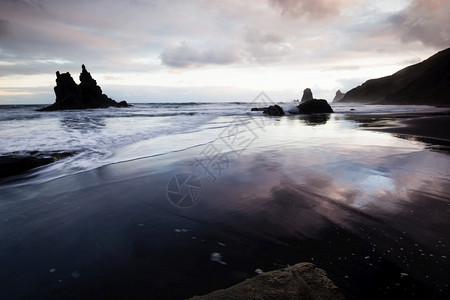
[390,0,450,48]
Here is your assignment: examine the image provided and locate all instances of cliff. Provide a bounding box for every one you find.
[337,47,450,105]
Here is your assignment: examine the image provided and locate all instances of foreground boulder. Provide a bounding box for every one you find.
[190,262,344,299]
[0,151,75,178]
[38,65,131,111]
[297,99,334,113]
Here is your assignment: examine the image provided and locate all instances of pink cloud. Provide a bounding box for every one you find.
[390,0,450,48]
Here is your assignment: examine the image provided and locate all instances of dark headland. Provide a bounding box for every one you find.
[38,65,130,111]
[337,47,450,105]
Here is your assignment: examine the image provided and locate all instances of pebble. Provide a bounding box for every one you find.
[210,252,227,265]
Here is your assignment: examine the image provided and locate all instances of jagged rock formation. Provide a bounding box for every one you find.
[337,47,450,105]
[190,262,344,300]
[332,90,345,102]
[301,88,313,102]
[38,65,130,111]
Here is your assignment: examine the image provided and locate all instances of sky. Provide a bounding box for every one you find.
[0,0,449,104]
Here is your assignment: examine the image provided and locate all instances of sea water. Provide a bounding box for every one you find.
[0,102,442,187]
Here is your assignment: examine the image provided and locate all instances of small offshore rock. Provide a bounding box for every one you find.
[297,99,333,114]
[263,104,285,116]
[251,107,265,111]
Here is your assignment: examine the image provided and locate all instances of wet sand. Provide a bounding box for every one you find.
[1,112,449,299]
[345,110,450,142]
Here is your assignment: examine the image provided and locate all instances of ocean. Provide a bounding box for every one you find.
[0,102,439,187]
[0,101,449,299]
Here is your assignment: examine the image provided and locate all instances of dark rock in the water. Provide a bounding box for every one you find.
[117,101,130,107]
[251,107,266,111]
[0,151,76,178]
[333,89,345,102]
[301,88,313,102]
[38,65,131,111]
[297,99,334,114]
[263,104,285,116]
[190,262,344,300]
[337,47,450,105]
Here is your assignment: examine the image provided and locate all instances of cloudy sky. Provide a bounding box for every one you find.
[0,0,449,104]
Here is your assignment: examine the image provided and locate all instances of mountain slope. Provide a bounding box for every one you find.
[338,48,450,105]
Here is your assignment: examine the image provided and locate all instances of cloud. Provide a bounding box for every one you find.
[244,28,285,45]
[269,0,352,19]
[0,0,447,104]
[0,19,11,37]
[160,42,242,68]
[326,65,361,71]
[390,0,450,48]
[243,27,292,63]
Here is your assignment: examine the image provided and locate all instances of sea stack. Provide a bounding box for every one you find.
[38,65,130,111]
[296,88,334,114]
[301,88,313,102]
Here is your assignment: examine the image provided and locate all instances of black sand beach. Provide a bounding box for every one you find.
[1,110,449,299]
[346,110,450,141]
